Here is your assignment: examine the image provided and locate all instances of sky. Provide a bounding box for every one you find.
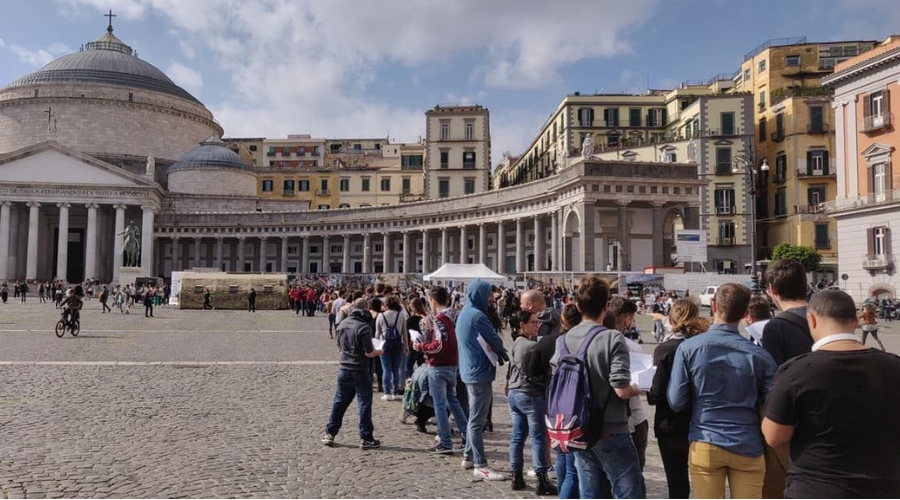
[0,0,898,168]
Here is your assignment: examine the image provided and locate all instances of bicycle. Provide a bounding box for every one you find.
[55,311,80,338]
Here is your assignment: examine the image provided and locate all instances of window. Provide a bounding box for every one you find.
[663,151,677,163]
[775,154,787,182]
[744,68,751,81]
[864,91,889,130]
[261,180,273,192]
[806,150,829,176]
[603,108,619,127]
[775,188,787,216]
[249,145,257,152]
[808,186,826,206]
[361,178,370,192]
[320,178,328,192]
[401,155,423,170]
[758,59,767,72]
[402,177,411,194]
[339,178,349,192]
[715,147,732,175]
[814,224,830,249]
[873,163,887,196]
[629,108,641,127]
[607,132,620,146]
[759,118,767,142]
[717,112,734,136]
[438,179,450,198]
[873,226,889,256]
[298,179,310,192]
[353,144,361,150]
[330,143,341,153]
[267,146,276,156]
[714,186,736,214]
[331,245,343,254]
[809,105,825,133]
[380,177,391,191]
[440,150,449,169]
[718,221,736,246]
[317,204,330,210]
[786,55,800,66]
[440,123,450,141]
[463,151,476,169]
[465,122,474,141]
[773,113,784,140]
[871,91,884,117]
[464,178,476,194]
[759,90,766,109]
[647,108,666,127]
[578,107,594,127]
[282,179,295,194]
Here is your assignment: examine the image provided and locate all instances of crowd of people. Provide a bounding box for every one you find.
[318,259,900,498]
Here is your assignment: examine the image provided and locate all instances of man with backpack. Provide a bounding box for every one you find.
[548,274,643,498]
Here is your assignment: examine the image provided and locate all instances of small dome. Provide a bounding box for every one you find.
[1,29,201,104]
[169,136,253,172]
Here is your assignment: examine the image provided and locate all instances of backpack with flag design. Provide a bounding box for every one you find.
[545,326,607,453]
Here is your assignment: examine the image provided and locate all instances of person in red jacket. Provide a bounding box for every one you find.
[414,286,469,455]
[306,287,317,317]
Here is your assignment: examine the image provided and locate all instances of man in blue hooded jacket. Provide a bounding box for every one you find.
[456,279,510,481]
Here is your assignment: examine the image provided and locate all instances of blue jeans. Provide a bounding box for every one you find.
[325,368,374,441]
[465,382,493,467]
[429,366,470,450]
[380,349,405,395]
[507,389,550,473]
[575,433,643,499]
[556,451,579,499]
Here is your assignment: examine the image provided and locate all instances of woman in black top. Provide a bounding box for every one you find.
[647,298,709,499]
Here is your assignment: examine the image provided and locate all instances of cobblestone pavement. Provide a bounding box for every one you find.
[0,298,896,498]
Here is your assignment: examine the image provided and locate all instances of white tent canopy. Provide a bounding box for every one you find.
[423,263,508,282]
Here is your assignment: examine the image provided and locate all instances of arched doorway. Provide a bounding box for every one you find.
[663,207,686,267]
[562,208,581,272]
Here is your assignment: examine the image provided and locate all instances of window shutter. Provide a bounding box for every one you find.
[588,108,595,125]
[728,189,736,211]
[885,89,891,115]
[885,227,892,256]
[868,165,876,194]
[868,228,875,256]
[807,187,814,205]
[661,109,668,126]
[864,94,872,116]
[806,151,813,176]
[822,152,830,175]
[715,189,723,209]
[887,162,894,191]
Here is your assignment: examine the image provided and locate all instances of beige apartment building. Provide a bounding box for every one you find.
[336,141,426,208]
[424,105,491,199]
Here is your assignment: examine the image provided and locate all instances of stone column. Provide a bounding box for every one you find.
[25,202,41,280]
[342,235,351,273]
[497,221,506,274]
[363,233,372,273]
[534,215,544,272]
[193,236,202,269]
[441,228,449,265]
[515,218,524,274]
[216,237,224,271]
[259,236,267,272]
[402,231,410,273]
[551,210,560,272]
[172,237,180,272]
[112,204,126,282]
[459,225,468,264]
[617,202,629,272]
[280,236,288,273]
[56,203,71,282]
[382,232,391,273]
[421,230,430,274]
[0,202,11,281]
[651,202,665,267]
[140,206,155,275]
[478,223,487,265]
[322,235,330,273]
[301,237,309,274]
[237,237,246,272]
[84,203,98,280]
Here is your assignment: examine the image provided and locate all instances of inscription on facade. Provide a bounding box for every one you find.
[0,187,149,198]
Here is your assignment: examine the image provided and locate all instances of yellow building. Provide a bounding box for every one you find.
[730,37,876,276]
[245,135,336,210]
[336,141,426,208]
[424,105,491,199]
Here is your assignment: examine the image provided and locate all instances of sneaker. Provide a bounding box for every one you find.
[473,467,506,481]
[321,433,335,447]
[547,466,556,480]
[360,438,381,450]
[428,444,454,455]
[461,457,474,470]
[381,395,391,401]
[527,470,537,478]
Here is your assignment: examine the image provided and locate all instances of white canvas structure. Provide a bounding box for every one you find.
[423,263,507,282]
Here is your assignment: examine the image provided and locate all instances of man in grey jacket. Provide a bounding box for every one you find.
[520,289,560,340]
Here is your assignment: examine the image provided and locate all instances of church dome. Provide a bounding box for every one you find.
[1,29,200,104]
[169,136,253,172]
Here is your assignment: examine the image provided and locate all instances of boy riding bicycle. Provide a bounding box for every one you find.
[58,287,84,326]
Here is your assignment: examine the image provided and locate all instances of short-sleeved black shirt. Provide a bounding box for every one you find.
[763,348,900,498]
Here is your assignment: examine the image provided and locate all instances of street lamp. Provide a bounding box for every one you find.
[733,151,769,295]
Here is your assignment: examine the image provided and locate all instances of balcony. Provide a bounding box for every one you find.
[440,162,449,169]
[825,189,900,213]
[794,204,826,215]
[861,112,892,133]
[715,163,733,176]
[316,189,330,196]
[815,238,831,250]
[463,162,476,170]
[807,122,829,134]
[718,237,735,246]
[438,191,450,199]
[863,253,894,271]
[716,205,735,215]
[771,130,785,142]
[281,189,295,197]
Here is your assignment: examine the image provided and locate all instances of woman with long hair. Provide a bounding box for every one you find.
[375,296,408,400]
[647,298,709,499]
[405,297,428,378]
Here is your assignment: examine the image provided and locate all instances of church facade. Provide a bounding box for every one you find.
[0,25,700,284]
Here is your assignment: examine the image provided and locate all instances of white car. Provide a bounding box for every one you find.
[699,286,718,307]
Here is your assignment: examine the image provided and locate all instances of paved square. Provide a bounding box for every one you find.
[1,299,896,498]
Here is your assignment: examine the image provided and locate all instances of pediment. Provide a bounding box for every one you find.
[861,142,894,159]
[0,142,152,188]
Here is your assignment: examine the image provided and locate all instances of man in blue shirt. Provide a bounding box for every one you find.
[668,283,776,499]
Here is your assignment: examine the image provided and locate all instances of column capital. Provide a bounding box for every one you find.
[84,203,99,210]
[194,235,201,241]
[616,200,630,207]
[56,202,71,209]
[216,235,224,241]
[112,204,128,210]
[650,201,666,208]
[0,201,11,207]
[26,201,41,208]
[140,205,158,213]
[260,236,268,241]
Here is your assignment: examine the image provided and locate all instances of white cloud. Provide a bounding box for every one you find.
[6,42,70,67]
[166,62,203,94]
[0,38,5,49]
[60,0,658,162]
[178,40,195,60]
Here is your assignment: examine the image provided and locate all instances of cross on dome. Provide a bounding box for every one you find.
[104,9,117,34]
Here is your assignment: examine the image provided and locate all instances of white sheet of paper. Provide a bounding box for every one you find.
[477,335,499,366]
[409,329,424,344]
[630,352,655,391]
[746,320,769,343]
[372,338,385,351]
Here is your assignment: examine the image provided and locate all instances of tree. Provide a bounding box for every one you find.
[770,243,822,272]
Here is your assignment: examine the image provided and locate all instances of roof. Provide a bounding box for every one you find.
[169,137,255,172]
[1,30,201,104]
